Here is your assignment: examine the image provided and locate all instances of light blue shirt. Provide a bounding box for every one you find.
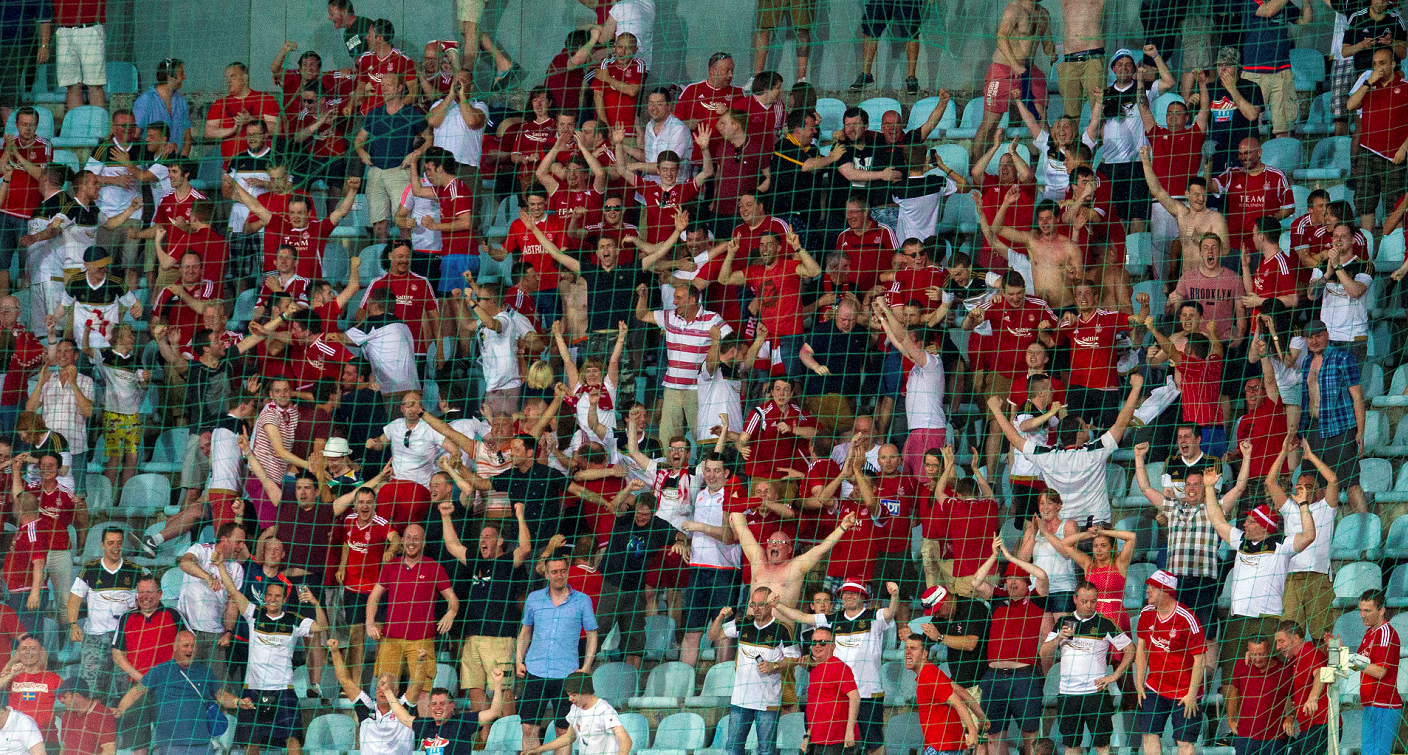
[133,86,193,146]
[522,586,597,678]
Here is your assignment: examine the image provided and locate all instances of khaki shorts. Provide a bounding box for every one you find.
[1281,571,1335,641]
[781,665,798,706]
[457,0,486,24]
[919,539,952,589]
[979,372,1015,413]
[1055,58,1105,118]
[756,0,815,29]
[366,165,411,225]
[55,24,107,88]
[460,635,515,690]
[374,637,438,683]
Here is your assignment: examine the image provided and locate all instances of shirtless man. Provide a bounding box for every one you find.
[1056,0,1107,119]
[1139,144,1230,277]
[974,0,1054,161]
[727,510,856,613]
[989,185,1082,309]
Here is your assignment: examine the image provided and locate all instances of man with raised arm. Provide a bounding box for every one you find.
[985,373,1145,525]
[729,510,856,613]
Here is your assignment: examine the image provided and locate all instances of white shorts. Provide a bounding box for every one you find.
[55,25,107,88]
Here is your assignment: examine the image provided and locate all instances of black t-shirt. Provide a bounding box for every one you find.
[1204,81,1264,154]
[1346,8,1406,71]
[414,712,480,755]
[769,135,821,213]
[802,320,871,398]
[490,464,567,549]
[599,514,674,591]
[576,261,649,333]
[334,386,390,466]
[343,15,373,59]
[930,597,990,687]
[185,351,238,430]
[834,132,906,208]
[460,552,525,638]
[422,498,473,566]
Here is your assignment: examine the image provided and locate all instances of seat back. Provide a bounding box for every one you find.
[1335,609,1367,649]
[120,473,172,510]
[620,712,651,754]
[151,427,190,463]
[1260,137,1303,173]
[930,144,969,178]
[105,61,139,93]
[859,97,903,129]
[160,567,183,606]
[1362,457,1394,493]
[486,715,524,752]
[816,98,847,135]
[653,712,706,750]
[1153,93,1185,128]
[1310,136,1352,170]
[1333,562,1383,600]
[61,106,110,139]
[884,712,924,755]
[644,661,694,698]
[592,662,641,707]
[305,712,357,751]
[699,661,735,696]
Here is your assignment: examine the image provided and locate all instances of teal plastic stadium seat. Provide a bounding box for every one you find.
[1332,562,1383,608]
[51,106,109,148]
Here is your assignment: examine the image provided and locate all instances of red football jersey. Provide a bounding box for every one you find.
[501,215,569,289]
[674,79,744,161]
[360,271,439,352]
[434,178,475,256]
[354,49,417,114]
[342,513,393,594]
[835,224,899,293]
[0,136,51,219]
[1057,309,1131,390]
[261,215,334,279]
[1215,166,1293,237]
[640,181,699,244]
[151,280,216,346]
[593,57,646,136]
[207,91,280,165]
[975,296,1056,380]
[1138,603,1207,699]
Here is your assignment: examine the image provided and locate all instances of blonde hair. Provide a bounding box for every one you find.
[526,359,554,390]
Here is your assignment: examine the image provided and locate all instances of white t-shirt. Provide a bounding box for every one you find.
[1033,130,1071,202]
[610,0,657,71]
[1012,407,1057,480]
[177,543,244,633]
[643,116,693,178]
[208,419,244,492]
[430,99,491,168]
[384,418,445,486]
[69,559,139,635]
[894,177,957,243]
[86,150,143,218]
[353,692,415,755]
[1310,265,1373,341]
[904,352,947,430]
[1226,529,1301,617]
[688,486,741,570]
[1045,612,1132,695]
[567,698,625,755]
[226,150,272,233]
[478,309,535,392]
[723,618,800,710]
[1020,433,1119,523]
[695,364,742,442]
[400,182,442,253]
[0,709,43,755]
[816,608,890,696]
[346,320,420,394]
[242,603,315,690]
[1279,499,1334,575]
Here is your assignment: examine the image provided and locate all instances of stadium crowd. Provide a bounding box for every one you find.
[0,0,1402,754]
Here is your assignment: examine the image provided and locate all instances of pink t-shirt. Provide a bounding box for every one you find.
[1175,268,1243,341]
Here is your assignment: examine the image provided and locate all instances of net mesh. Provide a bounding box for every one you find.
[0,0,1401,753]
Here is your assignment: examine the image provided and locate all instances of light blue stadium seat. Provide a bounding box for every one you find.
[1384,516,1408,560]
[1132,280,1166,319]
[329,194,368,239]
[859,97,903,129]
[641,615,677,663]
[907,96,954,136]
[1260,137,1303,174]
[51,106,109,148]
[117,473,171,517]
[1376,229,1405,273]
[1387,563,1408,607]
[592,662,641,708]
[160,567,183,607]
[816,98,847,136]
[359,243,387,279]
[1299,92,1334,135]
[1330,512,1383,561]
[483,715,524,755]
[139,427,189,474]
[684,661,734,708]
[1290,48,1327,92]
[322,243,352,284]
[304,711,357,755]
[105,61,139,94]
[26,63,61,104]
[1293,136,1351,181]
[1125,232,1152,276]
[616,712,650,755]
[1125,564,1157,609]
[1362,457,1394,494]
[884,712,923,755]
[1332,562,1383,608]
[929,143,969,180]
[696,713,730,755]
[1379,416,1408,457]
[639,712,705,755]
[947,99,1005,140]
[628,660,694,708]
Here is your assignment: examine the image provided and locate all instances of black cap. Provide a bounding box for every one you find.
[1303,319,1328,337]
[83,246,112,265]
[56,677,92,698]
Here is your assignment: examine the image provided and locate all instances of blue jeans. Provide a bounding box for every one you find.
[158,746,214,755]
[774,333,804,376]
[1363,706,1402,755]
[726,705,779,755]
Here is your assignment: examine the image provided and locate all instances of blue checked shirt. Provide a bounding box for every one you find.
[1298,345,1361,438]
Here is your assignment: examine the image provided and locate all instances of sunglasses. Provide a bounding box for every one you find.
[403,430,412,448]
[604,206,624,212]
